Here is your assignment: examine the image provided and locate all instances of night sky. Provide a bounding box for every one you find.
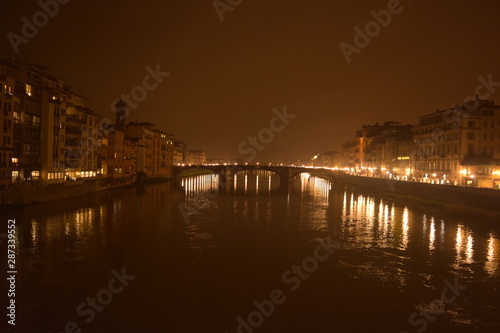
[2,0,500,163]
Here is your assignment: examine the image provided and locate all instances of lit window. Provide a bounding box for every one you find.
[26,84,33,96]
[13,112,20,123]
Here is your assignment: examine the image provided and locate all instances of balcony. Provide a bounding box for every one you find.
[65,127,81,135]
[24,121,40,128]
[66,140,80,147]
[66,114,86,124]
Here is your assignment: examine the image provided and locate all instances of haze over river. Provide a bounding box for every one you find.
[1,171,499,332]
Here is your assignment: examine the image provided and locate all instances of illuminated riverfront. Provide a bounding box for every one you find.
[3,172,499,332]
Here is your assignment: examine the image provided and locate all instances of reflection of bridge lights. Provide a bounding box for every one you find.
[401,207,409,250]
[456,225,463,255]
[485,233,498,275]
[466,233,474,264]
[429,217,436,251]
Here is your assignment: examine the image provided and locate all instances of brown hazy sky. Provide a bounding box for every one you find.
[2,0,500,162]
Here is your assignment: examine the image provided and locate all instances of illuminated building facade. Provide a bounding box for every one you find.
[311,151,341,168]
[186,149,206,165]
[413,99,500,187]
[0,60,15,185]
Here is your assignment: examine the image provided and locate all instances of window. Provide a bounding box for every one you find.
[467,132,475,140]
[467,121,475,128]
[13,112,20,123]
[26,84,33,96]
[467,144,474,154]
[3,84,13,97]
[484,133,488,140]
[492,134,495,141]
[32,115,40,127]
[23,143,31,154]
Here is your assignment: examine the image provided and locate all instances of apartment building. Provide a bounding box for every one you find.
[311,151,341,168]
[11,58,44,181]
[107,129,136,178]
[413,99,500,187]
[0,59,15,185]
[186,149,206,165]
[0,57,103,183]
[173,140,187,165]
[340,122,412,177]
[341,138,363,170]
[152,130,174,176]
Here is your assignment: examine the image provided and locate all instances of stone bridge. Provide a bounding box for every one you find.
[172,165,344,192]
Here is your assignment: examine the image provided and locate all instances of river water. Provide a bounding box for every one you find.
[1,171,499,332]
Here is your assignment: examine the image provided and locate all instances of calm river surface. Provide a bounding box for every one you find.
[1,171,499,332]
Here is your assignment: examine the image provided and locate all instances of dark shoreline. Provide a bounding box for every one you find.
[0,176,172,212]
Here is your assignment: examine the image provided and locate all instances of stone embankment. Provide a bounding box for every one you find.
[339,174,500,216]
[0,177,134,208]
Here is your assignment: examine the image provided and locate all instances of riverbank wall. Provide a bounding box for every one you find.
[0,177,138,208]
[339,174,500,215]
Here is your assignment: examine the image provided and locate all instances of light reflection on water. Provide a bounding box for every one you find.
[179,172,499,278]
[4,171,500,332]
[23,171,500,281]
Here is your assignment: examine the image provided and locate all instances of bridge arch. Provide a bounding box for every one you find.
[172,165,343,192]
